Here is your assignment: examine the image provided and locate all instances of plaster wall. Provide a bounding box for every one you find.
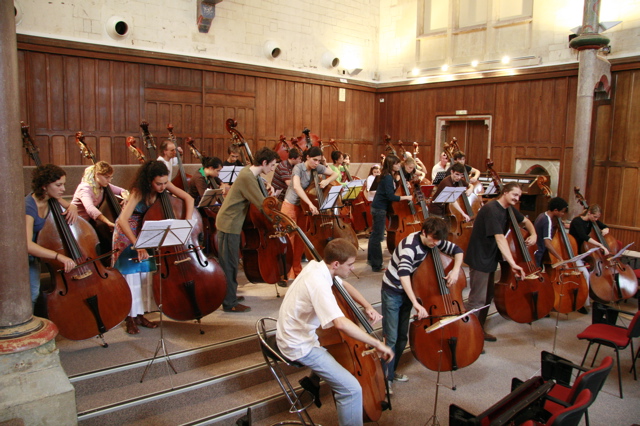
[13,0,640,83]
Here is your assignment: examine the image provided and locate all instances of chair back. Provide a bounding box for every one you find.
[255,317,302,367]
[547,389,591,426]
[626,310,640,339]
[566,356,613,405]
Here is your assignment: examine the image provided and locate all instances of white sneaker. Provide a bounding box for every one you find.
[387,381,393,395]
[394,374,409,382]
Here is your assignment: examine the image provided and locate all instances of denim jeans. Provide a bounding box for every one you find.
[367,207,387,270]
[29,255,40,306]
[381,289,413,380]
[298,346,363,426]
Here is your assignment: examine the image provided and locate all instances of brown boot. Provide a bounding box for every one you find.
[125,316,140,334]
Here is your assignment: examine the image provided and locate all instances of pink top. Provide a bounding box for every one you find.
[71,182,125,221]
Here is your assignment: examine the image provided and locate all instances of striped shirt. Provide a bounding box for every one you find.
[382,231,463,294]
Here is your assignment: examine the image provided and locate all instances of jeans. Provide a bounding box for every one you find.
[29,255,40,306]
[217,231,242,310]
[298,346,363,426]
[367,207,387,270]
[381,289,413,380]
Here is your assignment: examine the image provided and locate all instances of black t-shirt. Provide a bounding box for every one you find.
[445,163,472,177]
[569,216,607,249]
[464,200,525,273]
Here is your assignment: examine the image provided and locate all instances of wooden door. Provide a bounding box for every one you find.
[443,120,488,172]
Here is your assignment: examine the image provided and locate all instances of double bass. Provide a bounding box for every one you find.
[273,134,292,162]
[140,121,158,159]
[302,168,359,256]
[187,138,222,256]
[262,198,390,422]
[291,127,322,151]
[126,137,146,163]
[386,162,424,254]
[225,118,294,285]
[74,131,124,263]
[242,175,293,286]
[547,216,589,313]
[22,124,131,344]
[167,124,191,193]
[574,188,637,303]
[143,189,226,323]
[487,160,554,323]
[410,245,483,371]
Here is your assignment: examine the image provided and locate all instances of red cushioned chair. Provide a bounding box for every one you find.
[520,389,591,426]
[577,308,640,398]
[539,353,612,426]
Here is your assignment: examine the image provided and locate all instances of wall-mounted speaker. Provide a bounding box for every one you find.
[264,41,281,59]
[321,51,340,69]
[106,16,130,40]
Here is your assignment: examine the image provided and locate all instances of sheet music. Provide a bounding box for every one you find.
[433,186,466,203]
[342,179,365,200]
[609,242,635,260]
[197,188,223,208]
[219,166,243,184]
[485,182,498,195]
[320,185,343,210]
[135,219,194,249]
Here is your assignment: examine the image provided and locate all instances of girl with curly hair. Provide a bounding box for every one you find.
[112,160,194,334]
[26,164,78,308]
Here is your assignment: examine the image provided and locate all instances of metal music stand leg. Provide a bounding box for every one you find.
[425,327,448,426]
[140,240,178,384]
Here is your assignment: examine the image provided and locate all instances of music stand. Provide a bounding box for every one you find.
[342,179,365,202]
[484,182,498,196]
[320,185,343,211]
[432,171,447,185]
[423,306,488,426]
[197,188,224,208]
[432,186,466,204]
[548,247,600,353]
[219,165,243,185]
[138,219,195,383]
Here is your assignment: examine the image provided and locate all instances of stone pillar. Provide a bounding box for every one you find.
[0,1,77,424]
[568,0,611,217]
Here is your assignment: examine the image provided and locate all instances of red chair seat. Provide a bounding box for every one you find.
[577,324,629,347]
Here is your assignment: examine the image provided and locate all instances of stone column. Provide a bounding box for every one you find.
[0,1,77,424]
[568,0,611,217]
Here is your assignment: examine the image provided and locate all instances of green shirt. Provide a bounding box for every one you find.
[215,167,265,235]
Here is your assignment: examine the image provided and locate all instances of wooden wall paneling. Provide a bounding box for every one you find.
[603,165,622,224]
[263,79,277,138]
[282,81,296,137]
[321,85,334,139]
[593,102,612,163]
[619,167,639,227]
[48,55,65,132]
[528,79,550,144]
[311,85,322,135]
[64,57,81,133]
[98,136,112,164]
[80,58,97,132]
[124,63,142,132]
[612,71,640,162]
[550,78,570,144]
[274,80,287,140]
[96,60,112,133]
[51,135,66,165]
